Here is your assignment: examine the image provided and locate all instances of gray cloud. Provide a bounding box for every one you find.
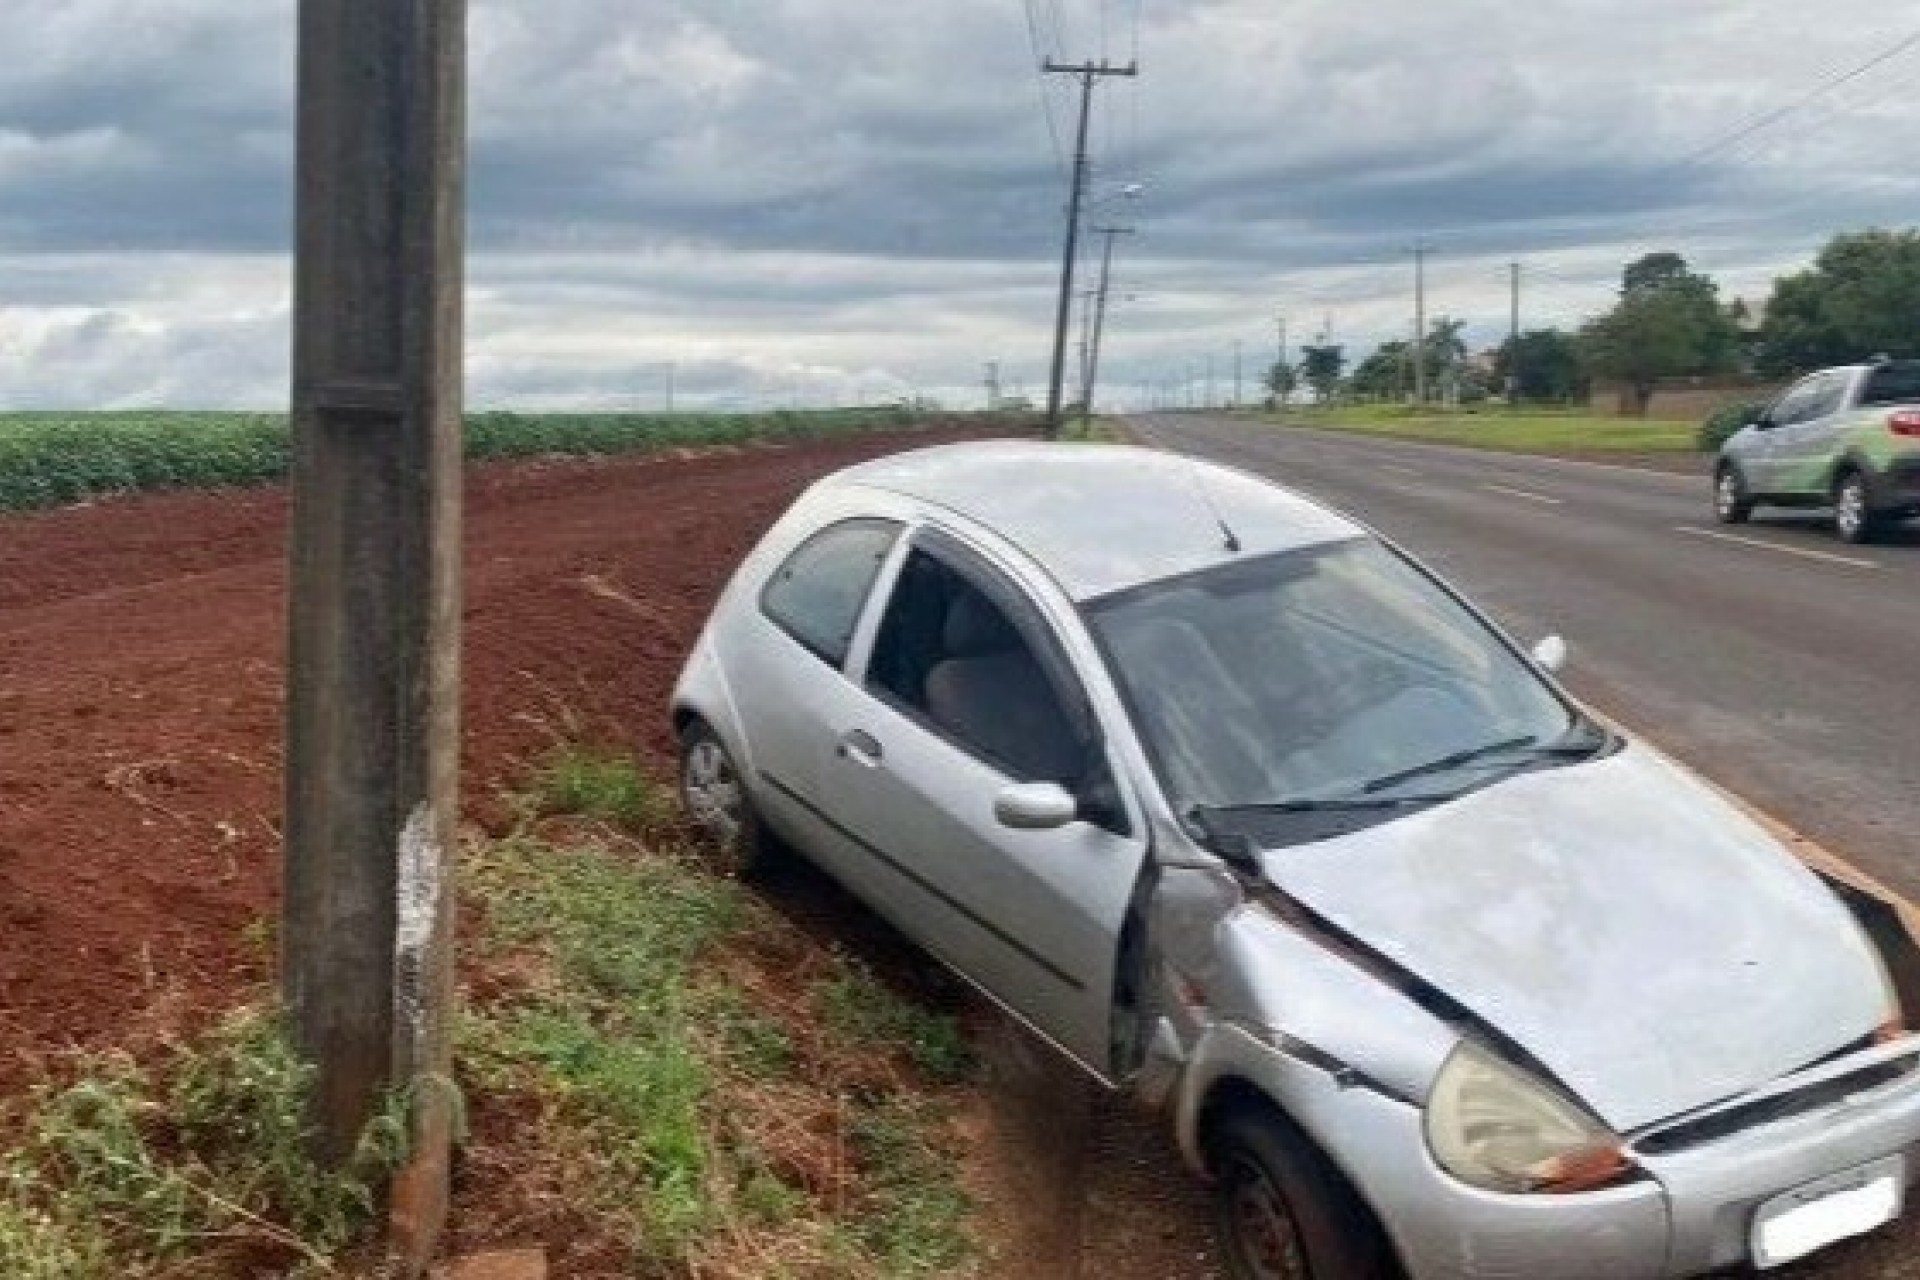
[3,0,1918,407]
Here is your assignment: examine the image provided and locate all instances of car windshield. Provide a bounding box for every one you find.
[1087,538,1585,823]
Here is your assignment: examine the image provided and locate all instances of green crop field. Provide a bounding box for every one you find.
[0,407,989,513]
[1260,405,1698,455]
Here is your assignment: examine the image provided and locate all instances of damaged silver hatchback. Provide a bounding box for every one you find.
[671,441,1920,1279]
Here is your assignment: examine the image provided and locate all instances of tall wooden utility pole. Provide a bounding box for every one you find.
[1081,224,1134,432]
[1042,58,1137,439]
[285,0,466,1270]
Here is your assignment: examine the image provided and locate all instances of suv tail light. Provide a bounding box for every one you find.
[1889,410,1920,437]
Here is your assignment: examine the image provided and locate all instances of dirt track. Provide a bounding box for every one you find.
[0,432,962,1085]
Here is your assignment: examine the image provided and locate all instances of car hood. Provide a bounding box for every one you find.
[1256,743,1892,1132]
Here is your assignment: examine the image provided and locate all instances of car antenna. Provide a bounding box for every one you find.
[1184,459,1243,553]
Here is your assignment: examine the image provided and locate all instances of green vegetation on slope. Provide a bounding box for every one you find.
[0,1011,403,1278]
[0,407,1005,513]
[465,745,979,1276]
[1265,405,1697,455]
[2,744,979,1277]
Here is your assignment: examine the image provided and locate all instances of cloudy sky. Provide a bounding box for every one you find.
[1,0,1915,410]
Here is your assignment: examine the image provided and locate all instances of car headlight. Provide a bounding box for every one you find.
[1425,1041,1632,1194]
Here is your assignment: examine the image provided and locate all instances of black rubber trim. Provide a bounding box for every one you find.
[759,770,1088,993]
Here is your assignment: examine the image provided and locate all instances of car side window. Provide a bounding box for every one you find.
[759,518,901,667]
[868,543,1089,786]
[1801,373,1846,422]
[1770,379,1819,427]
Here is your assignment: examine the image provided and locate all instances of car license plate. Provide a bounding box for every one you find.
[1751,1156,1904,1269]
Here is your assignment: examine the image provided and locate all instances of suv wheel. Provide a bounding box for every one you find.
[679,720,784,877]
[1714,464,1755,525]
[1207,1105,1400,1280]
[1834,470,1879,545]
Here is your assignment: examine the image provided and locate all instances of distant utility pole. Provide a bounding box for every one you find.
[286,0,465,1270]
[1508,262,1522,406]
[984,360,1001,411]
[1042,58,1138,439]
[1077,288,1099,413]
[1205,353,1216,410]
[1412,243,1430,406]
[1233,340,1244,409]
[1081,224,1135,430]
[665,361,676,414]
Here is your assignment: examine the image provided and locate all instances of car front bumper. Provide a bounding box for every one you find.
[1178,1028,1920,1279]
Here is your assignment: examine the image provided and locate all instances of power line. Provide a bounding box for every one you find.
[1019,0,1070,177]
[1672,27,1920,170]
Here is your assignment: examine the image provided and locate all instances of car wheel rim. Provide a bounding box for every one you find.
[1838,481,1865,536]
[1224,1154,1308,1280]
[682,739,745,852]
[1717,472,1739,516]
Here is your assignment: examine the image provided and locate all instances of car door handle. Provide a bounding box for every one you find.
[837,729,885,768]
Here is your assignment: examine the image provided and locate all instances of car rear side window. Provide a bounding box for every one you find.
[1862,364,1920,407]
[759,519,901,667]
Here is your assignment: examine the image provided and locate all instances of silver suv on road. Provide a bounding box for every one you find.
[1716,360,1920,543]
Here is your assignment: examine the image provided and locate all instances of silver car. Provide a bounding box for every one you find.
[671,441,1920,1279]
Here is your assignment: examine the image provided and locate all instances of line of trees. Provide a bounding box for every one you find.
[1263,229,1920,416]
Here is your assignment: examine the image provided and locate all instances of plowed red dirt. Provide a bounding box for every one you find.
[0,430,971,1089]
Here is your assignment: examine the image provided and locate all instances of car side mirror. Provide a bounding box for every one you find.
[1532,634,1569,674]
[995,782,1080,831]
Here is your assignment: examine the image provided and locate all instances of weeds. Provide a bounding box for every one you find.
[0,1009,401,1277]
[462,749,978,1275]
[523,742,665,832]
[817,964,975,1084]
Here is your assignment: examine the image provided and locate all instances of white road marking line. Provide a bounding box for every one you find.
[1482,483,1564,506]
[1381,464,1421,477]
[1674,526,1881,569]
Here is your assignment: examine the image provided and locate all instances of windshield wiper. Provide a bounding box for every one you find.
[1361,730,1606,795]
[1190,794,1453,821]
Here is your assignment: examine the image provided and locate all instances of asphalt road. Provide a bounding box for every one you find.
[1130,414,1920,894]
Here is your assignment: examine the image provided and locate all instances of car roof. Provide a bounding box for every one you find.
[827,440,1363,601]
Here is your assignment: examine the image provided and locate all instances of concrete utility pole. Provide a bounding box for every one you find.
[1081,224,1134,431]
[984,360,1001,411]
[1508,261,1522,406]
[1077,287,1099,413]
[1233,340,1244,409]
[285,0,465,1270]
[1042,58,1138,439]
[1413,243,1429,406]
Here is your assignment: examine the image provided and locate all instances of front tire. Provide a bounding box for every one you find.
[1834,470,1879,545]
[1207,1106,1400,1280]
[1714,463,1755,525]
[678,720,783,877]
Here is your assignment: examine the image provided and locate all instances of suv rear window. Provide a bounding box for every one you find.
[1861,363,1920,407]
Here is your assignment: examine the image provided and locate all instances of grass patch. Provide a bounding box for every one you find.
[0,406,1029,514]
[816,965,975,1084]
[1265,405,1697,455]
[523,741,666,832]
[0,1010,402,1278]
[0,746,982,1277]
[455,753,979,1276]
